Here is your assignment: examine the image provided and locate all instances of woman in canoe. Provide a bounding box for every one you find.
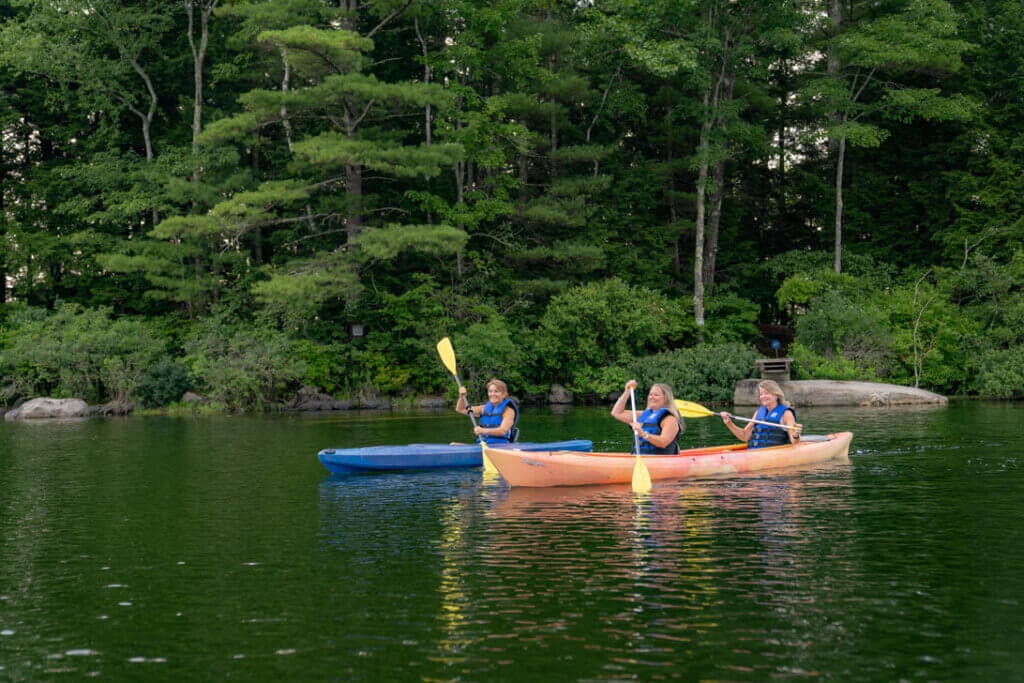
[611,380,684,454]
[720,380,802,448]
[456,379,520,444]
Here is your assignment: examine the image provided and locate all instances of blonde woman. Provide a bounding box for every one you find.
[611,380,684,454]
[720,380,802,448]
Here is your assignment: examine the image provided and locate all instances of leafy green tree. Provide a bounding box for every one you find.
[529,278,693,396]
[792,289,896,379]
[0,303,164,404]
[197,3,464,327]
[183,316,307,411]
[629,343,759,405]
[972,348,1024,399]
[135,358,194,409]
[885,269,973,391]
[451,320,528,396]
[801,0,973,273]
[939,1,1024,274]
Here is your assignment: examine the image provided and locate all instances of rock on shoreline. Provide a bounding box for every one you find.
[4,398,91,421]
[734,379,948,407]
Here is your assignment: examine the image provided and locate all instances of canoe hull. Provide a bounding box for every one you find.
[484,432,853,487]
[318,439,593,474]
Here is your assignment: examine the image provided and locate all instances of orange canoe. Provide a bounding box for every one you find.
[484,432,853,487]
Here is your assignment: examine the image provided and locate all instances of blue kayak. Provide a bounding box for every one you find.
[318,439,593,474]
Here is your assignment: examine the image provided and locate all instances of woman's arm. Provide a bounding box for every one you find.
[720,412,755,442]
[781,410,802,443]
[611,380,637,425]
[456,387,480,417]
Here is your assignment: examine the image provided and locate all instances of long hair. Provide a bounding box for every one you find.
[653,383,685,431]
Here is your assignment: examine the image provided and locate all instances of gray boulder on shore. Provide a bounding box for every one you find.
[734,379,948,407]
[4,397,91,421]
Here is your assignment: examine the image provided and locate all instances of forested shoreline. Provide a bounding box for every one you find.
[1,0,1022,413]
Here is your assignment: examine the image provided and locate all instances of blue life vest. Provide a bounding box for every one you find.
[635,407,681,455]
[479,398,519,445]
[749,404,795,449]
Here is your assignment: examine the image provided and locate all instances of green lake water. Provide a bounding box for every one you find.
[1,401,1023,681]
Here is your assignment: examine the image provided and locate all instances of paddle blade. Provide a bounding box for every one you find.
[674,399,716,418]
[481,443,499,474]
[436,337,457,376]
[631,454,652,493]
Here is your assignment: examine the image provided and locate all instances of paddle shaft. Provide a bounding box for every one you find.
[453,377,483,432]
[728,413,798,431]
[628,386,652,492]
[436,338,483,436]
[674,399,798,432]
[629,387,641,454]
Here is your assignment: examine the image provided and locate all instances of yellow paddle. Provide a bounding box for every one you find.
[436,337,498,473]
[630,386,652,493]
[674,399,799,431]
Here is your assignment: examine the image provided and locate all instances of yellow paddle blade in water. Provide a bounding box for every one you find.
[675,399,717,418]
[481,443,499,474]
[631,454,652,493]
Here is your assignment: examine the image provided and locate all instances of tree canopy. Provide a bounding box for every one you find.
[2,0,1024,408]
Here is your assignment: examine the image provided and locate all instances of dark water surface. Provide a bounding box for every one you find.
[2,401,1023,681]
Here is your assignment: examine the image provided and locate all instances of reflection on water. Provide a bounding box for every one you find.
[456,462,862,679]
[3,404,1024,680]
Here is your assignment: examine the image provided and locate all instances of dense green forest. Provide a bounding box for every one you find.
[1,0,1022,411]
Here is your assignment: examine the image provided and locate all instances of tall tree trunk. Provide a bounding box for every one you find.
[0,164,5,304]
[186,0,216,174]
[828,0,843,274]
[703,68,734,287]
[342,101,364,241]
[414,16,431,147]
[834,133,846,274]
[694,114,712,332]
[703,158,726,287]
[346,163,363,241]
[125,56,159,227]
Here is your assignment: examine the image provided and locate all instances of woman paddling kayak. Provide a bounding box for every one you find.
[610,379,684,454]
[720,379,803,448]
[456,378,520,444]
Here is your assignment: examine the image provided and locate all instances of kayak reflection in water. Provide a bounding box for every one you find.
[720,379,803,448]
[610,379,683,455]
[456,378,520,445]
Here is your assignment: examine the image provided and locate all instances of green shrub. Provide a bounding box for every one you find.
[789,341,870,381]
[0,303,164,404]
[628,343,760,404]
[135,358,193,408]
[451,320,528,394]
[972,347,1024,399]
[703,294,760,344]
[529,278,694,394]
[183,320,307,411]
[795,290,895,378]
[292,340,349,396]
